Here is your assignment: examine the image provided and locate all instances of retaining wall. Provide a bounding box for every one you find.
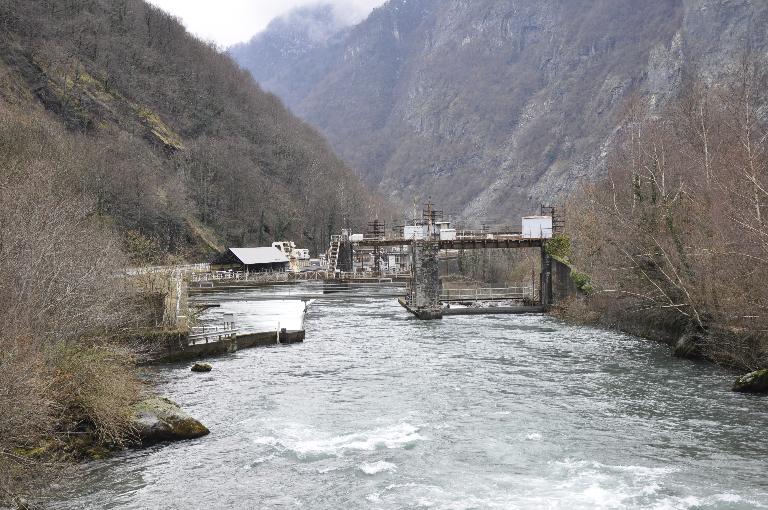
[153,330,305,363]
[552,258,578,303]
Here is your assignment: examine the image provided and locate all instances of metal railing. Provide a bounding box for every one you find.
[127,263,210,276]
[190,269,411,285]
[188,323,239,345]
[440,286,534,302]
[335,271,411,280]
[191,270,294,283]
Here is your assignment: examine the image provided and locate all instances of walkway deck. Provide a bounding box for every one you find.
[443,306,546,316]
[357,237,545,249]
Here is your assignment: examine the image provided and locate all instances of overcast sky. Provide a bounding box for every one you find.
[146,0,385,48]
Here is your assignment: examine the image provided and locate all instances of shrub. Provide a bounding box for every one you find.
[546,234,572,262]
[568,69,768,369]
[571,269,594,295]
[50,343,141,446]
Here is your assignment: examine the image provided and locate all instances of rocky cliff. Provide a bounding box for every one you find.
[233,0,768,223]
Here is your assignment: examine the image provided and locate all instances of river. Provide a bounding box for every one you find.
[51,284,768,509]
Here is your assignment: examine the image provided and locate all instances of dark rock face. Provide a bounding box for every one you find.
[191,362,213,372]
[132,396,209,444]
[233,0,768,222]
[673,332,706,360]
[732,369,768,394]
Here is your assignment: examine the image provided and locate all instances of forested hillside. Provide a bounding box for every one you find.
[233,0,768,223]
[0,0,381,262]
[568,66,768,370]
[0,1,386,500]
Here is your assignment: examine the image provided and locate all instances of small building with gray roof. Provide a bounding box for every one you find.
[223,247,290,272]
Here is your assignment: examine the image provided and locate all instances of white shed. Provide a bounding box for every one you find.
[440,228,457,241]
[404,225,428,240]
[522,216,553,239]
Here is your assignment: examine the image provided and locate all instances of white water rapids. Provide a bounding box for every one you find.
[50,284,768,509]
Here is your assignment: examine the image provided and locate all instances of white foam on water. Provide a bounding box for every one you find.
[578,484,630,508]
[714,493,742,503]
[538,458,684,509]
[645,493,768,510]
[555,458,678,478]
[525,432,542,441]
[268,422,426,460]
[360,471,766,510]
[378,483,516,510]
[641,482,661,496]
[359,460,397,475]
[246,455,273,468]
[488,462,768,510]
[252,435,278,445]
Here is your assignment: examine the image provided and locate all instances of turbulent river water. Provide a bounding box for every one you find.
[52,284,767,509]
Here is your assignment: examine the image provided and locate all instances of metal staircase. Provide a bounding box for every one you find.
[327,236,341,275]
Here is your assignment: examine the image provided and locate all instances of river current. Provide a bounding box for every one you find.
[51,285,768,509]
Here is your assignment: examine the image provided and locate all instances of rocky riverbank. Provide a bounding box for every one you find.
[553,298,768,394]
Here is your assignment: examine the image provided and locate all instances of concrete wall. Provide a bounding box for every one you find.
[153,330,305,363]
[236,330,305,348]
[552,258,578,303]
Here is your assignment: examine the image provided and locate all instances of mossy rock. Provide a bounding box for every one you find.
[135,106,185,151]
[12,439,59,460]
[132,396,209,444]
[13,435,113,462]
[84,445,112,460]
[732,369,768,394]
[191,363,212,372]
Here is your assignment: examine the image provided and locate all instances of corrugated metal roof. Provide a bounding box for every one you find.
[229,247,289,265]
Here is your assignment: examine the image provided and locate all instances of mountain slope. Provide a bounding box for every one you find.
[0,0,379,260]
[229,4,353,109]
[233,0,768,223]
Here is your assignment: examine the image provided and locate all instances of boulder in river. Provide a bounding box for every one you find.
[191,362,212,372]
[132,396,209,444]
[732,369,768,394]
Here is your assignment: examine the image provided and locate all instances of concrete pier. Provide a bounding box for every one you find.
[408,241,443,319]
[540,246,553,309]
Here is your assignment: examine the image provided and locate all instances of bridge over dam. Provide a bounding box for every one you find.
[184,205,574,320]
[354,238,545,249]
[339,203,574,319]
[355,235,554,320]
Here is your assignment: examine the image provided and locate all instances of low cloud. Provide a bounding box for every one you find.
[147,0,386,48]
[328,0,386,25]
